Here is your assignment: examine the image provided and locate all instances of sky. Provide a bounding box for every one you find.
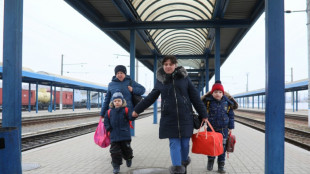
[0,0,308,96]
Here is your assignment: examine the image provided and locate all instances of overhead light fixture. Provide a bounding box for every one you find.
[147,41,155,50]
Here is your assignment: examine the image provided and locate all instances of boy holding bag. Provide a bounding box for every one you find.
[201,80,236,173]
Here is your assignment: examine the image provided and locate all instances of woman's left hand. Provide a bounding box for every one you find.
[128,86,133,92]
[202,118,208,123]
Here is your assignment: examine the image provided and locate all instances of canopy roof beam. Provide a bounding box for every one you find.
[100,19,251,31]
[137,54,226,59]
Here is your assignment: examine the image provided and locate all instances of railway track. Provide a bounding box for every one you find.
[235,113,310,151]
[237,108,307,121]
[21,110,156,151]
[0,111,100,127]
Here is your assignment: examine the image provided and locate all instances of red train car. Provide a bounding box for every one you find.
[55,91,73,105]
[0,88,36,105]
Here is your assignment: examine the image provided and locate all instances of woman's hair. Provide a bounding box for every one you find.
[162,55,177,65]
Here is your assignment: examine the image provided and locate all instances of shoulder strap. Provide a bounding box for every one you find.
[125,107,133,129]
[108,109,111,119]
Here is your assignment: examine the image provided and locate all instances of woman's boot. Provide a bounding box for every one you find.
[169,165,185,174]
[181,156,191,174]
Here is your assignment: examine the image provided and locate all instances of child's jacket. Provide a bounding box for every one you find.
[201,92,237,130]
[104,100,135,143]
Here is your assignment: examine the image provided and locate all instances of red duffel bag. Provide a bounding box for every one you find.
[192,120,223,156]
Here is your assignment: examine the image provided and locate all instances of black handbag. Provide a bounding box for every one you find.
[193,112,203,129]
[130,80,143,106]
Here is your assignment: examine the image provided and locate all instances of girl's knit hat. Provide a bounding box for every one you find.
[211,80,224,94]
[112,90,124,101]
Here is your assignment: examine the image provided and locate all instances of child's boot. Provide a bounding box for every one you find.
[169,165,185,174]
[181,156,191,174]
[112,163,120,174]
[126,158,132,167]
[218,161,226,173]
[207,159,214,171]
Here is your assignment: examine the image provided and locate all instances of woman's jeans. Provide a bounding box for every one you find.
[169,137,190,166]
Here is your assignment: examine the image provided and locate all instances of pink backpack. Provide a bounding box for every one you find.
[94,117,110,148]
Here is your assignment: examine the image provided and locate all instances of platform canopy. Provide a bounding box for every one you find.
[0,65,107,92]
[65,0,264,87]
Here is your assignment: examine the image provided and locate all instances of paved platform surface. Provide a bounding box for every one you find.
[22,114,310,174]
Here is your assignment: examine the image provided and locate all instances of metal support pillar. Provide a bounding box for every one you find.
[252,96,254,109]
[153,55,158,124]
[307,0,310,127]
[53,86,56,111]
[292,91,295,112]
[49,85,53,112]
[36,82,38,113]
[258,95,260,109]
[262,95,264,109]
[243,97,244,108]
[265,0,285,173]
[205,57,209,92]
[72,88,75,111]
[88,91,90,110]
[28,83,31,112]
[200,74,204,96]
[296,91,298,111]
[215,27,221,81]
[101,92,104,108]
[1,0,23,173]
[97,92,100,109]
[130,29,136,136]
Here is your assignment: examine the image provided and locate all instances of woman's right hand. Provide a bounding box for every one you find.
[132,111,139,117]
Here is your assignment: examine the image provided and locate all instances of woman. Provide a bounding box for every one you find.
[132,56,208,174]
[100,65,145,117]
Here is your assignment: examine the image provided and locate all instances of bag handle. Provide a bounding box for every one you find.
[196,120,215,139]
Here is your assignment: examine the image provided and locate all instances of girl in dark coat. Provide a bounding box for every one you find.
[132,56,208,174]
[104,90,137,174]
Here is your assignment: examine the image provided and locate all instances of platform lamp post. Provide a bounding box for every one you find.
[60,54,64,110]
[285,3,310,127]
[60,54,86,110]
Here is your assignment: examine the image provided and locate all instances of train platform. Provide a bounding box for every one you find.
[22,113,310,174]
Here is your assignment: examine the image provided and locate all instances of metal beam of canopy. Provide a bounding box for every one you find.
[100,19,251,31]
[137,54,226,59]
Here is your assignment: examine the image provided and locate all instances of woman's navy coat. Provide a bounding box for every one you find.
[134,66,208,139]
[100,75,145,117]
